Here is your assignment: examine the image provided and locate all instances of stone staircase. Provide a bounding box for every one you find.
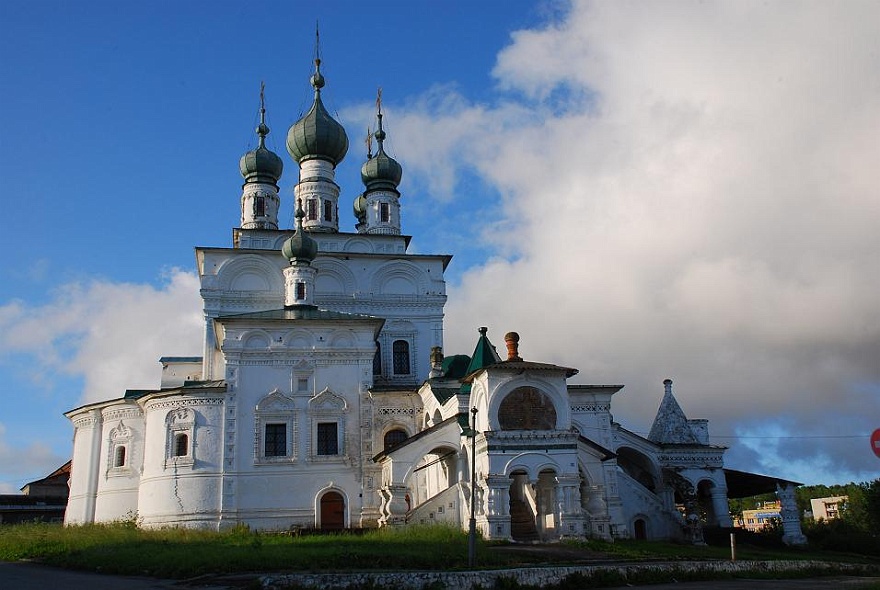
[509,497,539,542]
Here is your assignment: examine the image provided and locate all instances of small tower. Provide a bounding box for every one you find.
[281,199,319,307]
[648,379,699,444]
[356,89,403,235]
[239,83,283,230]
[286,41,348,233]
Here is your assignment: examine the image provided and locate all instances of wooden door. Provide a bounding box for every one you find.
[320,491,345,530]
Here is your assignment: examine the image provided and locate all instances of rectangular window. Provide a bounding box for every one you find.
[323,199,333,221]
[392,340,410,375]
[379,202,390,223]
[174,433,189,457]
[307,199,318,221]
[317,422,338,455]
[264,423,287,457]
[254,196,265,217]
[114,446,126,467]
[297,378,309,392]
[296,282,306,300]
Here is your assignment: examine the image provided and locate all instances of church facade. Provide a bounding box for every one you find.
[64,56,797,543]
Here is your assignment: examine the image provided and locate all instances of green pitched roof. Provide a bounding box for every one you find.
[460,327,501,394]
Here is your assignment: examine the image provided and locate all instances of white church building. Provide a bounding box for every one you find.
[64,56,806,545]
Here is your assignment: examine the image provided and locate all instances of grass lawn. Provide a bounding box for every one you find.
[0,521,877,581]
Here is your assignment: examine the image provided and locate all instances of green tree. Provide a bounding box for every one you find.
[858,478,880,532]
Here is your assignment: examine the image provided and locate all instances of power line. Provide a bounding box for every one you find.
[710,434,866,440]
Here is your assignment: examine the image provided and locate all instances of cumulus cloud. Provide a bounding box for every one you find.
[392,1,880,484]
[0,268,203,404]
[0,423,68,493]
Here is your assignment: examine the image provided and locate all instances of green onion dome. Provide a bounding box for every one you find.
[240,121,284,185]
[281,201,318,262]
[240,87,283,185]
[360,113,402,191]
[286,60,349,167]
[353,193,367,224]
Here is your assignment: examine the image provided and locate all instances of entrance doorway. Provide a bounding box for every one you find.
[634,518,647,540]
[509,471,538,542]
[320,491,345,530]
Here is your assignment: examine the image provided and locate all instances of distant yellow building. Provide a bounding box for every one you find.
[810,496,846,521]
[738,501,781,532]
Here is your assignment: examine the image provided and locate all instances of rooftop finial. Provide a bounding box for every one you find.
[256,81,269,148]
[374,87,386,149]
[311,22,325,91]
[365,127,373,159]
[314,20,321,64]
[295,197,305,228]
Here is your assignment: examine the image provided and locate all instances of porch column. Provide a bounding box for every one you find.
[776,482,807,545]
[557,475,585,537]
[710,486,733,527]
[583,484,612,541]
[484,475,511,539]
[378,483,409,527]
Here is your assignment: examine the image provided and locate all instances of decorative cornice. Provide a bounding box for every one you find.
[102,407,143,422]
[571,403,611,413]
[145,397,225,412]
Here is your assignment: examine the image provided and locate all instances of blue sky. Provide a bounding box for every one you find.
[2,0,879,492]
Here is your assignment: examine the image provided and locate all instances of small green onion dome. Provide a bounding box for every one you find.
[353,193,367,224]
[361,146,402,190]
[361,114,401,191]
[286,60,349,167]
[281,201,318,262]
[240,122,284,185]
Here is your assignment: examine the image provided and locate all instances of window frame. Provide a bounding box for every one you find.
[165,407,195,469]
[107,421,133,477]
[308,388,347,462]
[254,390,296,465]
[392,339,411,375]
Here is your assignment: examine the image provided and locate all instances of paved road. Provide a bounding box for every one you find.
[0,561,248,589]
[605,577,880,589]
[1,562,878,589]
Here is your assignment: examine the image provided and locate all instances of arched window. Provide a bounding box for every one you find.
[392,340,410,375]
[323,199,333,222]
[114,445,126,467]
[254,195,265,217]
[379,202,390,223]
[383,429,407,450]
[174,433,189,457]
[296,282,306,301]
[498,387,557,430]
[307,199,318,221]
